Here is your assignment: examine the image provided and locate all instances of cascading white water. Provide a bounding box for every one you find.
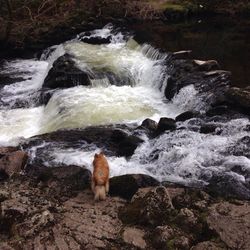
[0,24,249,195]
[0,24,184,144]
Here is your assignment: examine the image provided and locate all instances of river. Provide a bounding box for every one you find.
[0,22,249,199]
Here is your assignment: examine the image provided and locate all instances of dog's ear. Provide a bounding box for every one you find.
[100,151,104,155]
[94,153,98,158]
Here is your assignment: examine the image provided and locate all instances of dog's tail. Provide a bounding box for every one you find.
[94,185,106,201]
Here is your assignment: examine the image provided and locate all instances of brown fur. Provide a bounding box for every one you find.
[91,152,110,201]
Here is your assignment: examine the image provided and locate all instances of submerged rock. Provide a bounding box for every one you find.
[156,117,176,134]
[109,174,159,200]
[206,105,230,117]
[43,54,91,89]
[79,35,112,45]
[141,118,158,132]
[175,111,197,122]
[200,124,218,134]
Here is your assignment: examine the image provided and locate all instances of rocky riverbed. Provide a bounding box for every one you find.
[0,148,250,249]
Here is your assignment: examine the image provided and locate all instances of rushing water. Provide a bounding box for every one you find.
[0,24,249,198]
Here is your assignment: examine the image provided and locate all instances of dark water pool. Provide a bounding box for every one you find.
[130,17,250,88]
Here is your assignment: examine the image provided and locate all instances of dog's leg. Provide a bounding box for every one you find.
[99,186,106,200]
[91,179,95,193]
[105,180,109,193]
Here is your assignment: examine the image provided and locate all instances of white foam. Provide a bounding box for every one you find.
[40,85,182,134]
[0,106,44,145]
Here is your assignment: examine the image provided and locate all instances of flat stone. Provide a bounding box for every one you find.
[207,201,250,250]
[122,227,147,249]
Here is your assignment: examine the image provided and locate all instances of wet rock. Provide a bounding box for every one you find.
[122,227,147,249]
[119,186,175,226]
[165,59,231,107]
[193,60,220,71]
[206,105,229,117]
[26,165,91,195]
[156,117,176,134]
[24,125,143,161]
[0,72,26,86]
[0,151,28,177]
[207,201,250,250]
[175,111,197,122]
[206,173,250,200]
[200,124,218,134]
[109,174,159,200]
[172,50,192,60]
[43,54,91,89]
[111,129,144,157]
[37,89,54,106]
[226,87,250,114]
[226,136,250,158]
[79,35,112,44]
[140,118,158,131]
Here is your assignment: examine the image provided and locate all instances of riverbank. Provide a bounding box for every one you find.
[0,149,250,249]
[1,0,250,56]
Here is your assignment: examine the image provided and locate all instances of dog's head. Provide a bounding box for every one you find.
[94,151,105,159]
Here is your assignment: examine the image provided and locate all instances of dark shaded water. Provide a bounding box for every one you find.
[130,17,250,88]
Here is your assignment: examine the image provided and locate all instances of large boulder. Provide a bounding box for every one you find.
[207,201,250,250]
[25,165,91,196]
[165,58,230,108]
[226,87,250,114]
[43,54,91,89]
[0,150,28,178]
[109,174,159,200]
[22,126,143,168]
[119,186,175,226]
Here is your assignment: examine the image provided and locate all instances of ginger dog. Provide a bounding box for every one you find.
[91,152,110,201]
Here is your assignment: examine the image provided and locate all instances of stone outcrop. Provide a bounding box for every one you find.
[0,148,28,178]
[165,58,231,109]
[207,201,250,250]
[226,87,250,114]
[1,172,249,249]
[109,174,159,200]
[43,54,91,89]
[22,125,143,169]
